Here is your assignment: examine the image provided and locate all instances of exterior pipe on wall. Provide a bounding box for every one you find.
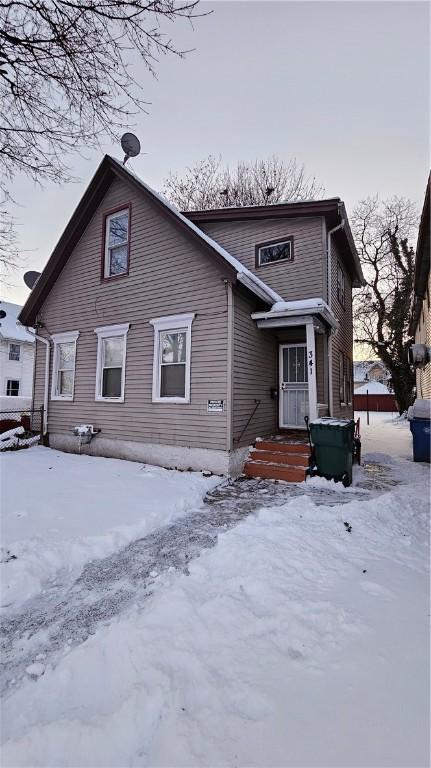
[25,327,50,436]
[327,219,345,417]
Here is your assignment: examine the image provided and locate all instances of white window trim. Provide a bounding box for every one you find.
[5,378,20,396]
[51,331,79,402]
[94,323,130,402]
[150,313,195,404]
[104,209,129,278]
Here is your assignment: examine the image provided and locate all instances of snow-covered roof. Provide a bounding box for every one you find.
[355,380,390,395]
[353,360,387,382]
[251,297,338,329]
[0,301,34,342]
[110,157,283,306]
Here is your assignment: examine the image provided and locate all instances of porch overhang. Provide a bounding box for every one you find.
[251,298,338,332]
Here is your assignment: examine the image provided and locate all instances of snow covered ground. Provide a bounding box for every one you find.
[1,420,430,767]
[1,448,220,610]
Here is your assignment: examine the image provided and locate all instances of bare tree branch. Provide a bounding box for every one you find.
[0,0,204,269]
[163,154,324,210]
[352,196,419,413]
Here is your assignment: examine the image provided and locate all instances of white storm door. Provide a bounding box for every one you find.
[279,343,309,428]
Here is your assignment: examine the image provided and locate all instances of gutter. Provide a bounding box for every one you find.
[24,327,50,436]
[327,219,345,417]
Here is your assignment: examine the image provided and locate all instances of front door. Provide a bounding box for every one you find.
[279,344,309,428]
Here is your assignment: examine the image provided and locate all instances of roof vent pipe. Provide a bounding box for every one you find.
[327,219,345,417]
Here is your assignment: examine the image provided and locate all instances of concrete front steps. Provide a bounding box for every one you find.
[244,438,311,483]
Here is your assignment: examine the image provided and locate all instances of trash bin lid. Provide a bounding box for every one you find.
[310,417,354,429]
[409,399,431,420]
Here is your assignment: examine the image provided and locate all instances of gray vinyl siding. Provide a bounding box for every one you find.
[232,292,277,447]
[200,216,326,302]
[33,176,231,451]
[330,235,354,418]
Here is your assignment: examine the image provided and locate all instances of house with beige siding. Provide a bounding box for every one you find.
[410,174,431,399]
[18,155,364,479]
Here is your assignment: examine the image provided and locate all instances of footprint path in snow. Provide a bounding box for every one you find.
[0,461,396,696]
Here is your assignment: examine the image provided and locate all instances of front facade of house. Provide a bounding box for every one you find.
[19,156,363,475]
[0,302,35,411]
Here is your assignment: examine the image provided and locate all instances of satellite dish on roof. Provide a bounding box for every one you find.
[121,133,141,165]
[24,270,41,289]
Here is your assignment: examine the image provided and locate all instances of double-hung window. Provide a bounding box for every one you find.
[103,207,130,278]
[337,262,346,307]
[9,343,21,361]
[150,314,195,403]
[6,379,20,396]
[95,324,129,401]
[51,331,79,400]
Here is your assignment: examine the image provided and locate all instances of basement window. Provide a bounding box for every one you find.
[256,237,294,267]
[150,313,195,403]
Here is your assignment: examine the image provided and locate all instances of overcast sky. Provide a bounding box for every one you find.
[3,0,429,305]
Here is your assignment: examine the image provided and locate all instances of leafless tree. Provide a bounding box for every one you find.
[352,196,419,413]
[0,0,202,270]
[163,154,324,210]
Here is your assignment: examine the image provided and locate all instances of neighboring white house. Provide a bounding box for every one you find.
[0,301,35,411]
[353,360,391,391]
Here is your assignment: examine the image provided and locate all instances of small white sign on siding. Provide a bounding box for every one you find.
[207,399,224,413]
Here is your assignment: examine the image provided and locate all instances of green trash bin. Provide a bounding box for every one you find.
[309,418,355,486]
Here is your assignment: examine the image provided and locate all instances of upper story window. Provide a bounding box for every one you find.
[51,331,79,401]
[256,237,294,268]
[6,379,20,396]
[150,313,195,403]
[95,324,129,402]
[337,261,346,307]
[103,206,130,279]
[9,343,21,361]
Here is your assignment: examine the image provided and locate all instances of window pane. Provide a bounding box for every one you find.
[9,344,20,361]
[58,369,73,396]
[161,331,186,364]
[6,380,19,396]
[161,364,186,397]
[103,336,124,366]
[109,213,128,246]
[59,342,75,369]
[109,245,128,276]
[102,367,122,398]
[259,240,292,265]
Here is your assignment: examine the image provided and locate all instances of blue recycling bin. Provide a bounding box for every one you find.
[410,418,431,463]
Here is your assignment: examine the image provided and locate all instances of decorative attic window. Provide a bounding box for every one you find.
[337,261,346,307]
[103,206,130,278]
[150,313,195,403]
[256,237,294,268]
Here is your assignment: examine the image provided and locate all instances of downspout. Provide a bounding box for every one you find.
[327,219,345,416]
[25,327,50,437]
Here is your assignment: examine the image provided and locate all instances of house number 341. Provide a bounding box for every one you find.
[308,350,313,375]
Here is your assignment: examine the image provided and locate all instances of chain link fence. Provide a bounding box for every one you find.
[0,406,44,441]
